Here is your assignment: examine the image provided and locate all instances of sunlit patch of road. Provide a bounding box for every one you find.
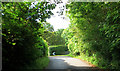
[46,56,93,69]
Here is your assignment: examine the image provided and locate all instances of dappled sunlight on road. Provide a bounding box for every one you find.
[53,56,91,67]
[46,56,94,69]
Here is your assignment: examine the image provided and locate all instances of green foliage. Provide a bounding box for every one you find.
[61,28,74,45]
[42,28,65,45]
[63,2,120,69]
[43,22,54,32]
[2,2,55,69]
[49,45,68,55]
[53,29,65,45]
[25,57,49,69]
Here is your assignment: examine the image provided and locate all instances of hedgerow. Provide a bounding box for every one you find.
[2,2,55,69]
[62,2,120,69]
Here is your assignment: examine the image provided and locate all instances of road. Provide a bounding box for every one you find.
[45,56,97,70]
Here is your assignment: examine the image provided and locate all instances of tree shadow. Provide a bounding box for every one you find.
[44,56,102,71]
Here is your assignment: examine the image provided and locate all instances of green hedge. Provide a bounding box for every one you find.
[62,2,120,70]
[49,45,68,55]
[25,57,49,69]
[2,2,55,70]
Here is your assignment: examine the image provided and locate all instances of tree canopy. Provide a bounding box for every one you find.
[62,2,120,69]
[2,2,55,69]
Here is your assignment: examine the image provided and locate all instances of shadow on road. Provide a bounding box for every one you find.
[44,56,100,71]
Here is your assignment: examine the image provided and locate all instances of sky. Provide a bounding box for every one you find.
[46,1,70,31]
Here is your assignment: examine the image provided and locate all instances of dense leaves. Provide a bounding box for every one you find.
[42,28,65,45]
[62,2,120,69]
[2,2,55,69]
[49,45,68,55]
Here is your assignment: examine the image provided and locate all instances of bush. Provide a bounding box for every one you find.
[63,2,120,70]
[2,2,55,70]
[49,45,68,55]
[25,57,49,69]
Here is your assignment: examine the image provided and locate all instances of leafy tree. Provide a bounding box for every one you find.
[63,2,120,69]
[43,22,54,32]
[2,2,55,69]
[54,29,65,45]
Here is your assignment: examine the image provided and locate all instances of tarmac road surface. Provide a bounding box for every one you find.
[45,56,96,70]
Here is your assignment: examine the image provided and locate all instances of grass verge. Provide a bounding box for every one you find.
[25,57,49,69]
